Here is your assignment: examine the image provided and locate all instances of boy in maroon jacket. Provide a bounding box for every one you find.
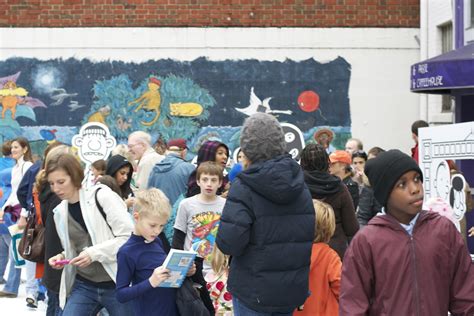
[340,149,474,315]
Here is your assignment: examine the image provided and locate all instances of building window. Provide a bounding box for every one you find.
[440,22,453,112]
[471,0,474,27]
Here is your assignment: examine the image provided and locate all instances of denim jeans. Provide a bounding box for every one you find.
[233,297,293,316]
[46,290,63,316]
[62,279,133,316]
[0,234,10,281]
[24,260,38,298]
[3,240,21,294]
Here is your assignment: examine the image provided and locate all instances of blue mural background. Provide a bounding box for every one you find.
[0,56,352,156]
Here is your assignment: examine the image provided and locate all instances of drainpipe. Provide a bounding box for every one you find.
[419,0,428,121]
[454,0,464,49]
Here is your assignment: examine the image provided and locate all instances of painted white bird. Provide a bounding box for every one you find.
[67,100,86,112]
[235,87,292,117]
[50,88,78,106]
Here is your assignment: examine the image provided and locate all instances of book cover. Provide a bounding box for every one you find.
[159,249,197,288]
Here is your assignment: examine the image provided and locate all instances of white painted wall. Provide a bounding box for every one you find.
[419,0,455,125]
[0,27,419,153]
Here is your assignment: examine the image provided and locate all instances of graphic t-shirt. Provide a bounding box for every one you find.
[174,195,226,263]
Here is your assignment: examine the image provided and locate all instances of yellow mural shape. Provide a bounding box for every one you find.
[0,81,28,119]
[129,78,162,126]
[169,102,203,117]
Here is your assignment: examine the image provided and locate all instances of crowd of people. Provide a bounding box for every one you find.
[0,114,473,315]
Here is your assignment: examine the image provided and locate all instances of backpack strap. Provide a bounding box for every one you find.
[94,188,115,237]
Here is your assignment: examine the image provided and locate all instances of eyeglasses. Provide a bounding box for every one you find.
[127,143,141,150]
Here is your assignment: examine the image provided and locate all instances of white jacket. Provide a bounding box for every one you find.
[53,184,134,308]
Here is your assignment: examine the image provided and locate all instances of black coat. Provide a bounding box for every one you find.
[343,176,359,210]
[40,184,63,293]
[304,170,359,259]
[357,186,382,227]
[216,155,314,313]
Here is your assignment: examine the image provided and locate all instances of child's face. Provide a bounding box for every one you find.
[115,165,130,186]
[134,213,167,243]
[386,170,424,224]
[215,146,228,167]
[91,167,101,178]
[197,173,222,198]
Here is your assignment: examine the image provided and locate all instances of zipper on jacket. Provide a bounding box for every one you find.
[409,235,421,316]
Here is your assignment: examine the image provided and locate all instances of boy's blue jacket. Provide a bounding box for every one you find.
[216,154,315,313]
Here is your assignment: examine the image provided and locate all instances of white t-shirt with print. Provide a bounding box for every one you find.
[174,195,226,272]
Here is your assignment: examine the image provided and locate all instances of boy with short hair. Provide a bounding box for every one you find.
[340,149,474,315]
[172,161,226,314]
[115,188,179,315]
[410,119,429,163]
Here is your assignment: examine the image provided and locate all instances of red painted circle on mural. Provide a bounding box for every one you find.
[298,90,320,112]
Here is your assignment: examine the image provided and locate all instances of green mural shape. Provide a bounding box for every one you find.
[83,74,215,143]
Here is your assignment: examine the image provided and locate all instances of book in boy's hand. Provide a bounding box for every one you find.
[159,249,197,288]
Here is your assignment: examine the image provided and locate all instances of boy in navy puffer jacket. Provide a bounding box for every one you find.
[216,113,315,315]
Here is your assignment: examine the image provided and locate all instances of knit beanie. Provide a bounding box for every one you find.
[364,149,422,206]
[240,113,287,163]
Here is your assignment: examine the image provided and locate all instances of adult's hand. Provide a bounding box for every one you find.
[70,251,92,268]
[49,254,66,270]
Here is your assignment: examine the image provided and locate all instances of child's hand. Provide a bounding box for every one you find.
[469,227,474,237]
[149,266,170,288]
[186,263,196,277]
[69,251,92,268]
[49,254,66,270]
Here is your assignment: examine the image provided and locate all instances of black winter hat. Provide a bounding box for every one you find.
[364,149,422,207]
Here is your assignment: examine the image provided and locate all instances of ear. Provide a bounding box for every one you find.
[132,212,139,222]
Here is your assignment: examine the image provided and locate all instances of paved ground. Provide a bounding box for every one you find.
[0,282,46,315]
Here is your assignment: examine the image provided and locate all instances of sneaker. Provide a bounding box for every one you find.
[26,295,37,308]
[0,290,17,298]
[37,291,46,302]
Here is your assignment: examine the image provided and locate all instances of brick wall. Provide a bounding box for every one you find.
[0,0,419,28]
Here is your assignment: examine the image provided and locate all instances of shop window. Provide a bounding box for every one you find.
[440,22,453,112]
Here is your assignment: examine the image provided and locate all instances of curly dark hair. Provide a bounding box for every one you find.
[300,144,330,172]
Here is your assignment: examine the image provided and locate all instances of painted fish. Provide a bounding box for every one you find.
[40,129,57,141]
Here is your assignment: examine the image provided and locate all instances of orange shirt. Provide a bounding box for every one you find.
[294,243,341,316]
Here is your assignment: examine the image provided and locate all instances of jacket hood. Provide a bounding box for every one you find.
[303,169,342,197]
[106,155,133,198]
[153,154,183,173]
[237,154,306,205]
[368,210,437,232]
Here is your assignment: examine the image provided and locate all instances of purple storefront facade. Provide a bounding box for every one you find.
[411,40,474,252]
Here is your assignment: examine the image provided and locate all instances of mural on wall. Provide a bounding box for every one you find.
[0,57,352,158]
